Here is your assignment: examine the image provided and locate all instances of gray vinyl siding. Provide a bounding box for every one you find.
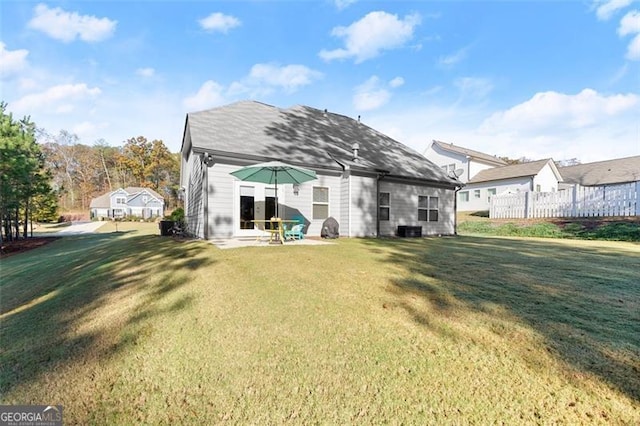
[304,174,342,236]
[349,175,377,237]
[340,172,350,237]
[207,163,236,238]
[378,181,455,236]
[280,180,315,233]
[186,153,204,238]
[185,156,456,239]
[127,196,163,208]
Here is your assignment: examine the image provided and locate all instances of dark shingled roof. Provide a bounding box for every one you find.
[468,159,555,184]
[558,156,640,186]
[184,101,458,187]
[431,140,508,166]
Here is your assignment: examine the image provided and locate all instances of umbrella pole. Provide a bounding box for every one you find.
[274,172,278,218]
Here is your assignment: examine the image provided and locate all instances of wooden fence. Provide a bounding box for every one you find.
[490,182,640,219]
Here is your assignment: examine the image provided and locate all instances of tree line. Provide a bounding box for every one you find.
[0,102,180,242]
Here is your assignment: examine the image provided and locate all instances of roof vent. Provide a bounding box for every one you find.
[352,143,360,161]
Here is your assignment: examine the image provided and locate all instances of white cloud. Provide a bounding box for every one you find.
[626,33,640,59]
[0,42,29,78]
[438,47,468,67]
[28,4,117,42]
[389,76,405,88]
[365,87,639,163]
[617,10,640,60]
[183,80,226,111]
[618,10,640,35]
[334,0,357,10]
[18,78,38,91]
[136,67,155,78]
[353,76,390,111]
[247,63,323,93]
[183,63,322,111]
[12,83,102,114]
[480,89,638,133]
[72,121,95,135]
[594,0,633,20]
[199,12,241,33]
[454,77,493,99]
[353,76,406,111]
[319,11,421,63]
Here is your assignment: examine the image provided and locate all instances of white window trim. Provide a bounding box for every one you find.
[379,192,390,221]
[312,186,330,220]
[418,195,439,222]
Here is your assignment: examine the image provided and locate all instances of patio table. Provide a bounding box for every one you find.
[251,218,299,244]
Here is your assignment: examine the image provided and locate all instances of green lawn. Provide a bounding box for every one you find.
[1,223,639,424]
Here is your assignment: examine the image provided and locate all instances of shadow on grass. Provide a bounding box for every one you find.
[365,236,640,402]
[0,231,215,397]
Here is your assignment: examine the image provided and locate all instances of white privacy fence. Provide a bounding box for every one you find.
[490,182,640,219]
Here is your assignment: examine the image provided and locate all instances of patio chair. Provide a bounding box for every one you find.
[284,223,305,240]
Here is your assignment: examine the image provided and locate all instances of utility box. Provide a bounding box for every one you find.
[159,220,174,236]
[397,225,422,238]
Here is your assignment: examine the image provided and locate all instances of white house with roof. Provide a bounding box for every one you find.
[458,159,563,212]
[89,187,165,219]
[423,140,508,183]
[180,101,462,239]
[490,156,640,219]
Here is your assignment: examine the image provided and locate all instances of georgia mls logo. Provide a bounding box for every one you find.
[0,405,63,426]
[42,406,61,420]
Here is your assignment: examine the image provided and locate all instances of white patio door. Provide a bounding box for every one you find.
[234,183,281,236]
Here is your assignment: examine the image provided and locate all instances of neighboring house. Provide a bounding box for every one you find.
[90,187,165,219]
[558,155,640,189]
[179,100,461,240]
[423,140,508,183]
[458,159,562,212]
[490,156,640,219]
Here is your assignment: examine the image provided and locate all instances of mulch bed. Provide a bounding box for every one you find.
[0,237,60,258]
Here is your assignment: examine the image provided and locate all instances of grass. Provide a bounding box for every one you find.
[1,223,639,424]
[458,214,640,241]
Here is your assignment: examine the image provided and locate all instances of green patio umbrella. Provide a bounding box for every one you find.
[230,161,317,218]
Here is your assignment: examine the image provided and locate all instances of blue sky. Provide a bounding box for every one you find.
[1,1,639,163]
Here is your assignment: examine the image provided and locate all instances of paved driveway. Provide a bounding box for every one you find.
[55,221,106,235]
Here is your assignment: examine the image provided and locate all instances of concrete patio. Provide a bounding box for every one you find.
[208,237,336,250]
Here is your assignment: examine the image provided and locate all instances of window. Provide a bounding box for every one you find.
[142,195,149,203]
[265,188,276,225]
[312,186,329,219]
[115,197,126,205]
[487,188,496,202]
[459,191,469,202]
[240,186,255,229]
[474,190,481,199]
[441,164,455,175]
[379,192,390,221]
[418,196,439,222]
[535,184,541,192]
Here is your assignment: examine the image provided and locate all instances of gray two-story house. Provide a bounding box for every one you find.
[89,187,165,220]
